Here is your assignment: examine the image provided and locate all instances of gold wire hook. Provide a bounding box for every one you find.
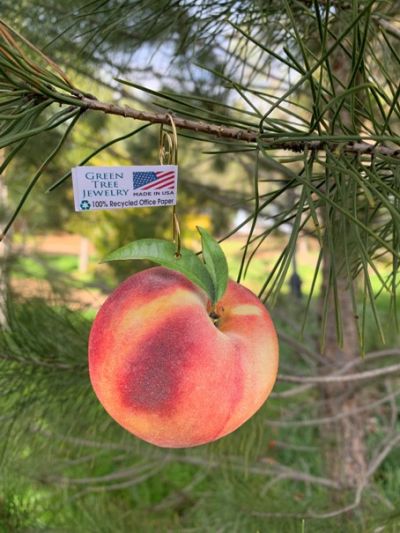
[173,210,181,257]
[159,114,180,256]
[159,114,178,165]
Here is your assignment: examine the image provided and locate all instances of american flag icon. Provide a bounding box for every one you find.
[132,170,176,191]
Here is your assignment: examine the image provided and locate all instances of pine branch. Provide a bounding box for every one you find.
[175,455,341,490]
[367,433,400,479]
[270,384,313,398]
[267,387,400,427]
[252,482,366,519]
[57,92,400,158]
[279,362,400,384]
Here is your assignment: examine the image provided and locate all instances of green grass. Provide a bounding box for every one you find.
[13,254,80,279]
[11,251,115,291]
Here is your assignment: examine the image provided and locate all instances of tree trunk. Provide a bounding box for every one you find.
[319,264,367,488]
[318,6,367,489]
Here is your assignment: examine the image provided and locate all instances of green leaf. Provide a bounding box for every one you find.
[102,239,215,303]
[197,227,229,303]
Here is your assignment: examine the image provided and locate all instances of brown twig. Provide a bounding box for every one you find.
[61,466,164,496]
[77,96,258,141]
[267,387,400,427]
[32,427,134,451]
[278,362,400,384]
[252,482,366,519]
[367,433,400,479]
[272,349,400,397]
[271,383,313,398]
[49,93,400,158]
[176,455,340,489]
[268,440,317,452]
[47,462,161,485]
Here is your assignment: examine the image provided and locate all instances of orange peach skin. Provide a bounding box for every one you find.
[89,266,279,448]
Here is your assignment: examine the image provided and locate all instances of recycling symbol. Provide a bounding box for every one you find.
[80,200,91,210]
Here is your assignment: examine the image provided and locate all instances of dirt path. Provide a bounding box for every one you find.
[10,278,107,309]
[27,232,95,255]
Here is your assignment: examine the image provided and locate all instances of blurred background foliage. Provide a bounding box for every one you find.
[1,1,400,531]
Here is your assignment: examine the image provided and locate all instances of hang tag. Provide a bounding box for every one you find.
[72,165,178,212]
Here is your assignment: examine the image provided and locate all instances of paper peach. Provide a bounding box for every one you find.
[89,266,279,448]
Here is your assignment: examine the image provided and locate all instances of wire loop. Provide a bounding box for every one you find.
[159,114,180,256]
[159,113,178,165]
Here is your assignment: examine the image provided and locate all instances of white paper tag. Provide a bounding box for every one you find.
[72,165,178,212]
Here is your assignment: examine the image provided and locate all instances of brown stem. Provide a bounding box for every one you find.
[267,387,400,427]
[278,363,400,384]
[47,92,400,157]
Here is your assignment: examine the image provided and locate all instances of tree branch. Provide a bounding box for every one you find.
[270,383,313,398]
[267,387,400,427]
[177,455,340,489]
[278,362,400,384]
[251,482,366,519]
[60,94,400,157]
[367,433,400,479]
